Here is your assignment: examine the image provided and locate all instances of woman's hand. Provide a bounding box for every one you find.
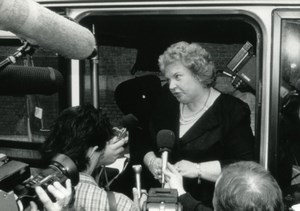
[29,179,73,211]
[175,160,221,182]
[99,131,128,165]
[174,160,198,178]
[164,163,186,196]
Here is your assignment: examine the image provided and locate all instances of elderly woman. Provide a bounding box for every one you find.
[143,41,254,209]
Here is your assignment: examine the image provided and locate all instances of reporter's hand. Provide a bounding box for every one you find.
[148,157,162,181]
[164,163,186,196]
[132,187,147,211]
[99,134,128,165]
[175,160,198,178]
[29,179,73,211]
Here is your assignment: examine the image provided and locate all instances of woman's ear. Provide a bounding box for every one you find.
[85,146,101,174]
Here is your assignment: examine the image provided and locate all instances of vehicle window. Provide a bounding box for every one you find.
[83,45,138,126]
[80,15,258,130]
[0,13,260,165]
[279,19,300,189]
[0,41,61,159]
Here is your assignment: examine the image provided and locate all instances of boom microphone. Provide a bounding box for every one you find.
[156,130,175,187]
[0,0,96,60]
[0,65,64,95]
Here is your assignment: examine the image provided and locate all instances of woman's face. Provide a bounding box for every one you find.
[164,62,203,104]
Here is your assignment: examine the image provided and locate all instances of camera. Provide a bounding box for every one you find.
[142,188,182,211]
[0,153,79,211]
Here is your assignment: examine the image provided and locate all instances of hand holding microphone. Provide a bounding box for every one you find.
[113,127,128,143]
[146,154,163,180]
[163,163,186,196]
[132,165,142,199]
[132,165,149,211]
[112,113,139,144]
[99,113,139,166]
[99,132,128,166]
[132,187,147,211]
[156,130,175,187]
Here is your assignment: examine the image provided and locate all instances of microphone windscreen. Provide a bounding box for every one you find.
[0,0,96,60]
[121,114,139,130]
[156,129,175,151]
[0,65,64,95]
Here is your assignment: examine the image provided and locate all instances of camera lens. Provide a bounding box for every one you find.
[14,154,79,210]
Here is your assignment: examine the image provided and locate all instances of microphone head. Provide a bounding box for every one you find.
[121,114,139,130]
[132,164,142,174]
[0,65,64,95]
[156,129,175,152]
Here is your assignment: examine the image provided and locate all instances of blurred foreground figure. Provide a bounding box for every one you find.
[213,161,284,211]
[164,161,284,211]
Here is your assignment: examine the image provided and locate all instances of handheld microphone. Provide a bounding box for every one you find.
[113,114,139,145]
[132,165,142,199]
[0,65,64,95]
[121,114,140,130]
[156,130,175,187]
[0,0,96,60]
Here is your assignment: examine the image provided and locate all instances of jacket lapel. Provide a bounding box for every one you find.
[179,99,221,145]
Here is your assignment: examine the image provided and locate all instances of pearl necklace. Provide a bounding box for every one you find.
[180,88,211,125]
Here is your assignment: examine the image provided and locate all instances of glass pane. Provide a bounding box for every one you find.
[279,19,300,202]
[81,15,258,131]
[82,46,138,126]
[0,45,61,143]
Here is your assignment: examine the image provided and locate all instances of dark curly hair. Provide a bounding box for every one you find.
[41,104,114,172]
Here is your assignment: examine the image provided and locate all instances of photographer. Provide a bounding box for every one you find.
[29,179,73,211]
[40,104,138,211]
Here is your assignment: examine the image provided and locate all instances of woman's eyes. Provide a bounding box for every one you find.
[165,74,182,83]
[174,74,182,80]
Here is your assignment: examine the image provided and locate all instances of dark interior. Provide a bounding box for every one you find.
[0,13,258,167]
[80,14,257,72]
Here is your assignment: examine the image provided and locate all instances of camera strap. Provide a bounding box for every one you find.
[107,191,117,211]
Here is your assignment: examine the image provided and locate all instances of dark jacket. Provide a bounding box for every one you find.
[148,87,255,209]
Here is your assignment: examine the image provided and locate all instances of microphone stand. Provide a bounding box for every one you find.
[132,165,142,198]
[161,150,168,188]
[89,24,99,108]
[0,41,36,71]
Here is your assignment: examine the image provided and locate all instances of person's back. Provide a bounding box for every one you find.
[213,161,284,211]
[74,172,136,211]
